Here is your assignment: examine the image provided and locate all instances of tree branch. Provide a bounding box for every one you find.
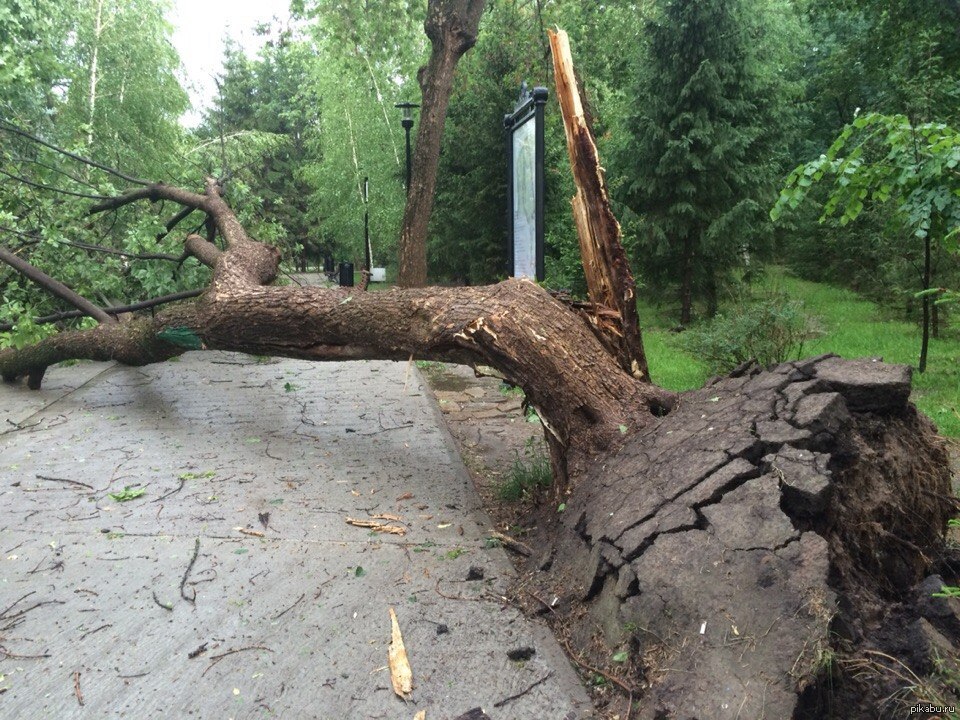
[0,304,196,384]
[0,289,204,332]
[0,168,114,200]
[88,184,209,215]
[0,121,151,186]
[156,205,198,243]
[52,238,187,263]
[0,246,115,325]
[184,234,222,268]
[6,154,104,190]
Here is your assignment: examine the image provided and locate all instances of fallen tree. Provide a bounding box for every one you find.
[1,30,958,720]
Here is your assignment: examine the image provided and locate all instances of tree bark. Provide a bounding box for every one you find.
[680,233,694,326]
[919,231,931,372]
[0,173,673,482]
[397,0,486,287]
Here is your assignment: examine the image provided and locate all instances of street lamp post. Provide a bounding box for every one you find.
[395,102,419,195]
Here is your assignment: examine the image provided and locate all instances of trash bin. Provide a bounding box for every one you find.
[338,262,354,287]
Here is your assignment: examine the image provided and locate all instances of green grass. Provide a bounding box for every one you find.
[498,441,552,502]
[641,329,710,391]
[638,270,960,437]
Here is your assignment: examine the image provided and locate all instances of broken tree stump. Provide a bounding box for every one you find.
[525,355,956,719]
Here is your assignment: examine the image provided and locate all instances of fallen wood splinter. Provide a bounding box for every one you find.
[489,531,533,557]
[73,670,84,706]
[371,512,403,522]
[346,517,407,536]
[388,607,413,698]
[236,527,265,538]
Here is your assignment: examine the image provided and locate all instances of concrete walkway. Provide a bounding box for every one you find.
[0,354,591,719]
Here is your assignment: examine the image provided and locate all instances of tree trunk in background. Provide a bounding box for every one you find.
[397,0,486,288]
[919,232,931,372]
[680,233,694,325]
[86,0,105,150]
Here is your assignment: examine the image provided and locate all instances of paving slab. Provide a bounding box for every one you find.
[0,353,591,719]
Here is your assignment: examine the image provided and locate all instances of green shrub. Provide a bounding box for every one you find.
[679,293,821,374]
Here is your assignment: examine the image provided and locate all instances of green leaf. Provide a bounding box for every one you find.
[354,566,366,577]
[157,326,204,350]
[108,486,145,502]
[612,651,629,663]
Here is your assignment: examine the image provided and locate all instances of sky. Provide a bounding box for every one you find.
[169,0,294,126]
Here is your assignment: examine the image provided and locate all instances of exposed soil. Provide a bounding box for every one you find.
[419,361,548,532]
[423,358,960,720]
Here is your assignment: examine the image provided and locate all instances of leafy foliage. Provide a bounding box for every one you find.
[108,486,146,502]
[678,291,820,374]
[0,0,200,350]
[773,113,960,367]
[774,113,960,247]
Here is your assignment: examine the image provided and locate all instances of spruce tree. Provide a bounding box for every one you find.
[619,0,782,325]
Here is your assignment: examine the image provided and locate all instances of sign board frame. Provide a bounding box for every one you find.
[504,84,547,281]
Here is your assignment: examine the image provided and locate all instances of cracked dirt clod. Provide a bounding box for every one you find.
[522,355,955,720]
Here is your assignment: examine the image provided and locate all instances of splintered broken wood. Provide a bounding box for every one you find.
[388,608,413,698]
[346,517,407,535]
[548,28,649,382]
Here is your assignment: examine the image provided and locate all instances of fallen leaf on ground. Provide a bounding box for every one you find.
[414,711,426,720]
[372,512,403,522]
[388,607,413,698]
[236,528,265,537]
[396,492,414,501]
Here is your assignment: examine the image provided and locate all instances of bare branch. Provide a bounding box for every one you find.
[0,121,151,186]
[184,234,222,268]
[88,184,209,215]
[0,245,115,325]
[0,168,114,200]
[0,289,204,332]
[54,238,187,263]
[156,205,198,243]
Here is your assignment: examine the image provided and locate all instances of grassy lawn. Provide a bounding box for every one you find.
[638,271,960,437]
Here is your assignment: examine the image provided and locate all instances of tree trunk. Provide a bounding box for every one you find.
[919,232,931,372]
[523,355,955,719]
[705,270,718,317]
[86,0,105,150]
[680,233,694,326]
[397,0,486,288]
